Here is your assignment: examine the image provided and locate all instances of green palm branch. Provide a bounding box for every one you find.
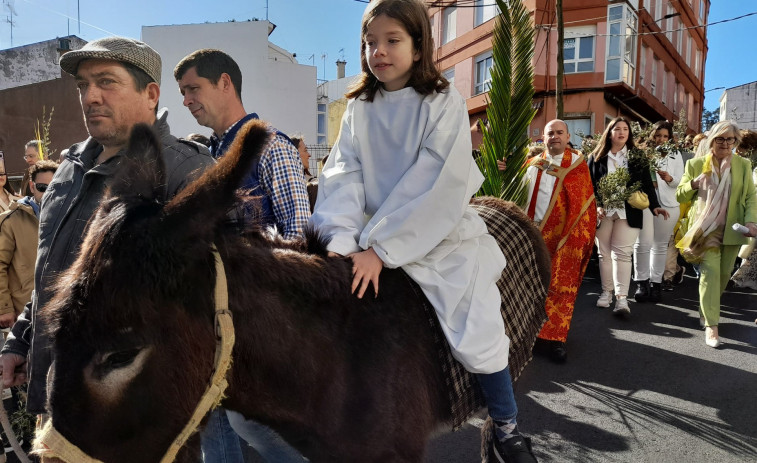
[475,0,537,207]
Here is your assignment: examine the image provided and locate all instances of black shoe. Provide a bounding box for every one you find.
[673,266,685,285]
[532,338,548,355]
[648,282,662,303]
[532,338,566,363]
[493,435,538,463]
[633,279,649,303]
[662,279,674,291]
[548,341,567,363]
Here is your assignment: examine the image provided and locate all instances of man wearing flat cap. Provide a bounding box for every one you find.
[0,37,214,417]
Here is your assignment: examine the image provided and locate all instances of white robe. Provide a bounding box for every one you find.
[310,86,509,374]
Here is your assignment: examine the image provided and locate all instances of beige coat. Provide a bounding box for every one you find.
[0,199,39,316]
[0,190,20,213]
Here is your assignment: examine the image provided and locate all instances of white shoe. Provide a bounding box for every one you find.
[596,291,613,308]
[705,326,721,348]
[613,297,630,315]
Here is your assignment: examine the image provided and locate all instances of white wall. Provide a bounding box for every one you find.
[142,21,317,142]
[720,82,757,131]
[321,74,359,102]
[0,36,87,90]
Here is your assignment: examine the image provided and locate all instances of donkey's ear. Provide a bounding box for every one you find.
[163,119,271,239]
[108,123,167,202]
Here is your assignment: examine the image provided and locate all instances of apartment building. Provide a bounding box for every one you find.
[429,0,709,146]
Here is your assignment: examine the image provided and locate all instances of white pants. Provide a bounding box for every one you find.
[633,207,680,283]
[595,214,640,297]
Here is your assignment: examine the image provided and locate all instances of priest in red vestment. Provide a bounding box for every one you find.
[524,120,597,363]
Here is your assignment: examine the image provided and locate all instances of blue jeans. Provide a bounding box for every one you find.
[476,366,518,421]
[201,409,245,463]
[201,409,304,462]
[226,410,305,462]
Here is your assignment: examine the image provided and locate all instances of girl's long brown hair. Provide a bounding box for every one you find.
[346,0,448,102]
[591,116,636,161]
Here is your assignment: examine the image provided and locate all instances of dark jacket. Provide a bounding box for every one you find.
[587,152,661,229]
[1,109,215,413]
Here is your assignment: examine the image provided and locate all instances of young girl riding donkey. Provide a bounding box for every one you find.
[310,1,539,461]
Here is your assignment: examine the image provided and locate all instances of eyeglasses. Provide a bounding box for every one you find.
[714,137,737,146]
[0,173,6,177]
[23,154,36,159]
[35,183,49,192]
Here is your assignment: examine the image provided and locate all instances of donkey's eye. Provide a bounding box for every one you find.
[104,348,141,369]
[86,346,152,385]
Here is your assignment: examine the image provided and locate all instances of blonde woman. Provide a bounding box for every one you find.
[676,120,757,347]
[0,170,20,212]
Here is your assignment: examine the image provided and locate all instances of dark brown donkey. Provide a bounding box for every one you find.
[41,120,549,463]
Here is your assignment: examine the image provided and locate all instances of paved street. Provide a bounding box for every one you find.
[426,261,757,462]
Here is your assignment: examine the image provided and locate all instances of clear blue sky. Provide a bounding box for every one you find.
[2,0,368,80]
[2,0,755,112]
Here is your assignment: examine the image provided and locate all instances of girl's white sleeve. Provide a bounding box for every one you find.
[310,101,366,256]
[360,92,480,268]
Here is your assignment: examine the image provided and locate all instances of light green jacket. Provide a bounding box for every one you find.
[676,155,757,246]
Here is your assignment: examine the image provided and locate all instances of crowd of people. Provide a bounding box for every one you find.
[583,118,757,349]
[0,0,754,462]
[505,115,757,363]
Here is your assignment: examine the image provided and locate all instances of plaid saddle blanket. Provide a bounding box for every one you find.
[404,198,549,430]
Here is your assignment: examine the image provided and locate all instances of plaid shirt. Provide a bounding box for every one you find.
[211,116,310,239]
[257,132,311,239]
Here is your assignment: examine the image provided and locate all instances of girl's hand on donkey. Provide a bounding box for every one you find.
[349,248,383,299]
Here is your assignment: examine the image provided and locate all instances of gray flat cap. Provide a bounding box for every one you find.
[60,36,162,85]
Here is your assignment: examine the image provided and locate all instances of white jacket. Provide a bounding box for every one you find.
[656,150,685,208]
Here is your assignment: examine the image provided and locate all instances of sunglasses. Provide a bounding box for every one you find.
[35,183,49,193]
